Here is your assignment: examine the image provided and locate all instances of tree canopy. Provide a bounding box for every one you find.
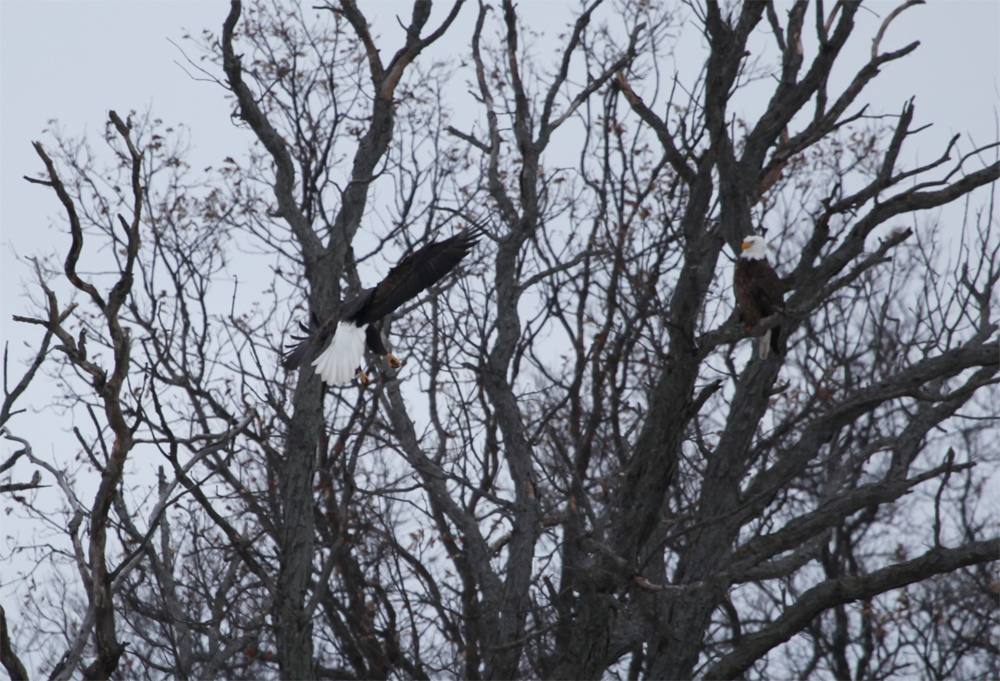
[2,1,998,679]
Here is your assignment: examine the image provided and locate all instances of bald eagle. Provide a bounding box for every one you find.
[283,227,479,385]
[734,235,786,359]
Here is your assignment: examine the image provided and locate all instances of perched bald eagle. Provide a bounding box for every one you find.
[283,227,479,385]
[734,235,786,359]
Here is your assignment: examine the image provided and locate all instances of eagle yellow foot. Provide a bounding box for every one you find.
[386,354,402,368]
[357,369,371,385]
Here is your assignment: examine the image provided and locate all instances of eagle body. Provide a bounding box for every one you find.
[283,227,479,385]
[734,236,785,359]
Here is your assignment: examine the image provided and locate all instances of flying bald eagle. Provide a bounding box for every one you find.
[283,227,479,385]
[734,235,786,359]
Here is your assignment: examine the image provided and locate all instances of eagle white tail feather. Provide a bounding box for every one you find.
[311,322,367,386]
[758,330,771,360]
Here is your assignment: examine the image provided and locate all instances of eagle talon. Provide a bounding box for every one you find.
[357,369,371,385]
[386,354,402,369]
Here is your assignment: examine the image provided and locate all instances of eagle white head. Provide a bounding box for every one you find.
[740,235,768,260]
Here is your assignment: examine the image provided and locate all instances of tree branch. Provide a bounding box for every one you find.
[0,605,28,681]
[705,539,998,680]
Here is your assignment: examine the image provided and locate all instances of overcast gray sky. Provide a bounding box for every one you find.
[2,0,998,316]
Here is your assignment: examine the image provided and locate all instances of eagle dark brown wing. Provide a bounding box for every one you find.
[734,257,787,357]
[750,259,785,318]
[346,227,480,325]
[735,258,784,325]
[281,312,340,371]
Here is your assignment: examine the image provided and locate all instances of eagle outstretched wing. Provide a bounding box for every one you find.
[281,312,339,371]
[282,226,480,377]
[347,226,480,325]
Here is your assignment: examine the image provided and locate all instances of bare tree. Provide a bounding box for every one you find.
[2,1,997,679]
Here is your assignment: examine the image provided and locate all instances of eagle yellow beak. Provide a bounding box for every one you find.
[741,241,752,250]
